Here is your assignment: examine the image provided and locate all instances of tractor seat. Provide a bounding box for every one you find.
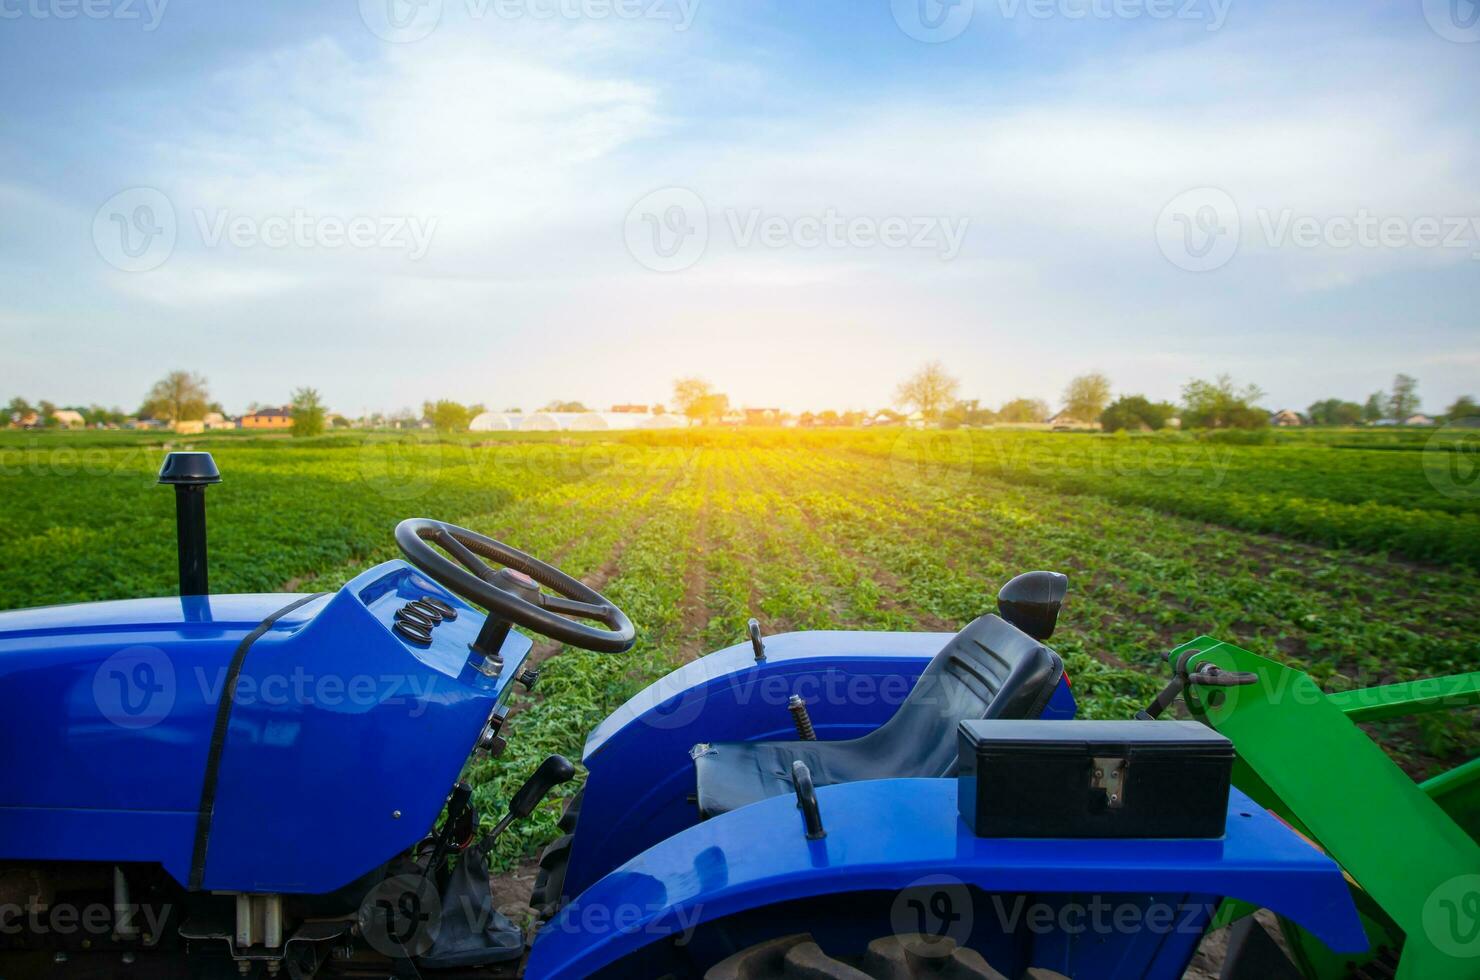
[691,614,1064,819]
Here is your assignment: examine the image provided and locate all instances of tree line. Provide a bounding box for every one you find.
[887,363,1476,431]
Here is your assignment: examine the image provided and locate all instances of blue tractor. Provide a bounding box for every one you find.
[0,454,1367,978]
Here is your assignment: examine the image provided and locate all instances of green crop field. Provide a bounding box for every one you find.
[1,426,1477,867]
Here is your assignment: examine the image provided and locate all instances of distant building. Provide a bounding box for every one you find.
[1046,411,1102,431]
[241,407,293,429]
[51,409,86,429]
[203,412,234,430]
[173,420,205,435]
[609,404,648,414]
[1270,409,1305,427]
[744,407,783,426]
[10,411,40,429]
[1404,414,1436,426]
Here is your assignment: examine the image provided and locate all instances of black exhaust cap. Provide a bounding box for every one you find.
[158,451,221,596]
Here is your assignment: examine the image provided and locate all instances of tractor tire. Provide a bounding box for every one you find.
[704,932,1069,980]
[530,789,583,920]
[530,834,572,919]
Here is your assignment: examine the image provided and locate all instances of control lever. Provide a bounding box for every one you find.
[474,755,577,858]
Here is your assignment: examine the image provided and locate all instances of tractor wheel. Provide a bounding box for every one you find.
[703,932,1069,980]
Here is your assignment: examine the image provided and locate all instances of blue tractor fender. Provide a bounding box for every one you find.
[563,629,1077,896]
[527,777,1365,980]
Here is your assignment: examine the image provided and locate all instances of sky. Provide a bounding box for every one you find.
[1,0,1476,417]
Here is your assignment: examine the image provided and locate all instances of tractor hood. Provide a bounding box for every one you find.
[0,562,531,894]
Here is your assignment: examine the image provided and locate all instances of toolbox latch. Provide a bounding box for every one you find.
[1091,757,1127,808]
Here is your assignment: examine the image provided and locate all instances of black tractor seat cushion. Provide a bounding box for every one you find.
[692,614,1064,819]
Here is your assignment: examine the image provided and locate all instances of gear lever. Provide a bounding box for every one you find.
[475,755,577,858]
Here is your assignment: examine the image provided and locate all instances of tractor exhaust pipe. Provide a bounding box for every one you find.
[157,451,221,596]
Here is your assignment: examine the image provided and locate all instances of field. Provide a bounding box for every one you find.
[1,426,1477,869]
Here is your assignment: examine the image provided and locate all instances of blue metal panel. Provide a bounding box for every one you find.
[0,562,530,895]
[528,780,1365,979]
[201,562,529,893]
[565,630,948,896]
[0,592,324,884]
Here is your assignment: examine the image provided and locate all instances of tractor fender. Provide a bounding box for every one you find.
[563,630,946,896]
[526,777,1365,980]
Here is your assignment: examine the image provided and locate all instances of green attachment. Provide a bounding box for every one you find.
[1324,673,1480,723]
[1172,637,1480,980]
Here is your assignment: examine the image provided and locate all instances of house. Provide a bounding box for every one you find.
[1404,414,1435,426]
[609,404,648,414]
[52,409,86,429]
[241,407,293,429]
[173,420,205,435]
[9,411,40,429]
[743,407,783,426]
[202,412,234,430]
[1046,411,1101,431]
[1270,409,1305,427]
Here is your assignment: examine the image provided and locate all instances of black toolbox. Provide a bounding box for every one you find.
[958,720,1234,839]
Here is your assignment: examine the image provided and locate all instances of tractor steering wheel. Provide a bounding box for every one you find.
[394,518,635,654]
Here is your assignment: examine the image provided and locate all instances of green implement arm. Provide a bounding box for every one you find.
[1171,637,1480,980]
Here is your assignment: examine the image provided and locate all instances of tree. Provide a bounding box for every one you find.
[1389,374,1420,421]
[36,400,58,427]
[1101,395,1176,432]
[424,400,474,432]
[1181,375,1267,430]
[998,398,1050,424]
[672,377,729,424]
[1445,395,1479,420]
[1061,372,1113,423]
[5,396,33,424]
[291,387,327,437]
[139,370,210,424]
[895,362,960,422]
[543,400,589,413]
[1362,392,1388,423]
[1307,399,1364,427]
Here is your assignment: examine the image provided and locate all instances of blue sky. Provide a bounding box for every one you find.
[1,0,1476,416]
